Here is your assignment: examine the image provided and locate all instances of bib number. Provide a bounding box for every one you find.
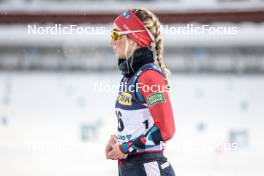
[116,110,124,132]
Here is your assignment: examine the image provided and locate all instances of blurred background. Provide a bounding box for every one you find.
[0,0,264,176]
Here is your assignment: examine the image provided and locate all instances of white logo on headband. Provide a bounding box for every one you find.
[122,10,130,20]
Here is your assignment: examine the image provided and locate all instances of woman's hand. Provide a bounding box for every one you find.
[105,135,118,159]
[107,143,128,160]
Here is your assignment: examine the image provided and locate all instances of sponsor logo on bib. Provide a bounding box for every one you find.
[118,92,132,106]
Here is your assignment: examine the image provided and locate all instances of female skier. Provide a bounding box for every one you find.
[105,8,176,176]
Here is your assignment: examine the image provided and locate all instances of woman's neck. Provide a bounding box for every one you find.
[118,47,154,77]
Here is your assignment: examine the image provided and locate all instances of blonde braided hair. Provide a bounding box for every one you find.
[132,8,170,85]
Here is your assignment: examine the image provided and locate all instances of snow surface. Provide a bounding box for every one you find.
[0,72,264,176]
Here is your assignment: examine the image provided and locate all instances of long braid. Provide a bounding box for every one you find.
[132,8,170,85]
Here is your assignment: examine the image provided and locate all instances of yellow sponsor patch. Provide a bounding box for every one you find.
[118,92,132,106]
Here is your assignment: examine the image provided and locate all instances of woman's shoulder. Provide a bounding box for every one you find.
[138,69,166,85]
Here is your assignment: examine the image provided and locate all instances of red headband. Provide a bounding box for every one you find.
[114,9,153,47]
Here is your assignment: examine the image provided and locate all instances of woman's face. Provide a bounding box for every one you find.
[111,23,138,59]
